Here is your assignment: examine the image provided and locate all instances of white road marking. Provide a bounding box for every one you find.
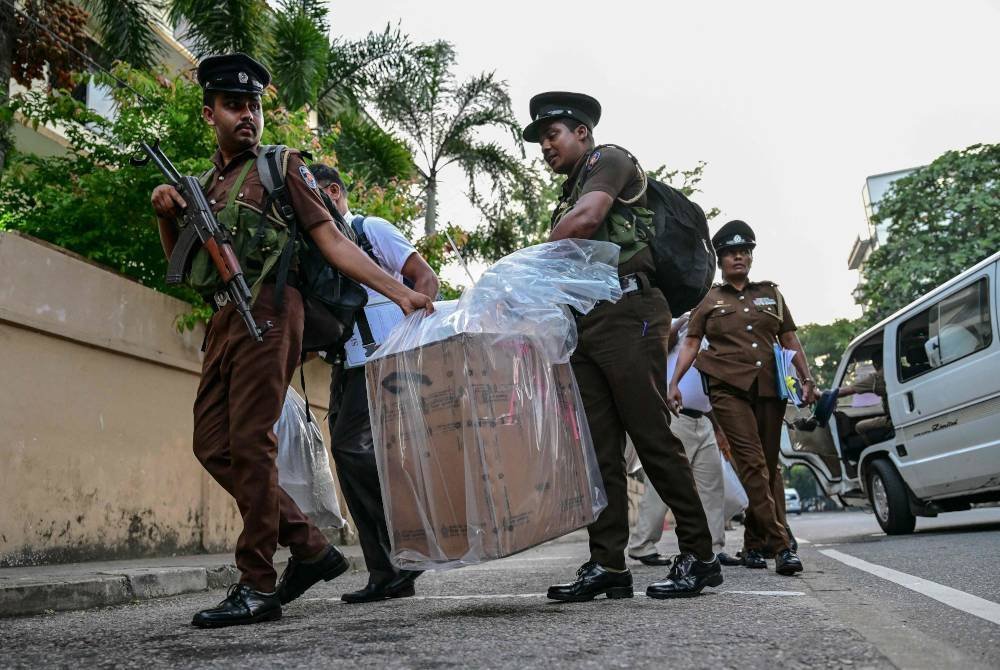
[796,537,812,544]
[301,590,803,605]
[820,549,1000,626]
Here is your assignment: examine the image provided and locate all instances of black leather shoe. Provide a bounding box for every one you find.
[191,584,281,628]
[717,551,743,566]
[628,552,673,567]
[342,570,421,604]
[775,549,804,576]
[276,545,349,605]
[742,549,767,569]
[646,553,723,599]
[547,562,633,602]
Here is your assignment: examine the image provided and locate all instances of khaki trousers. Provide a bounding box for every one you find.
[572,285,713,570]
[628,413,727,556]
[193,284,329,592]
[708,379,790,553]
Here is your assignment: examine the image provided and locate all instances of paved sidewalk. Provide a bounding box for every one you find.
[0,530,591,619]
[0,544,367,618]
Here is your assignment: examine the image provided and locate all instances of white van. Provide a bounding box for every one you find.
[781,251,1000,534]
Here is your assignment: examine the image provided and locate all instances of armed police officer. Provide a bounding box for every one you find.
[523,92,721,601]
[149,54,433,628]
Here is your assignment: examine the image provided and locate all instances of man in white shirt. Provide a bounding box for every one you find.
[310,164,439,603]
[627,313,742,567]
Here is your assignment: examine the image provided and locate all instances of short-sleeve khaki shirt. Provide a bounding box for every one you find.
[686,280,796,396]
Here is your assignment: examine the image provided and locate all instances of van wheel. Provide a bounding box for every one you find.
[867,460,916,535]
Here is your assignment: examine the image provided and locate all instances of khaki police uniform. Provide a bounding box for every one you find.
[687,280,795,554]
[192,144,332,593]
[557,146,714,568]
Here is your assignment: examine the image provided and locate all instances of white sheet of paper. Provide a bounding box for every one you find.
[344,295,406,368]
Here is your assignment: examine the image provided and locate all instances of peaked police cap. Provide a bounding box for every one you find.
[197,53,270,96]
[522,91,602,142]
[712,220,757,252]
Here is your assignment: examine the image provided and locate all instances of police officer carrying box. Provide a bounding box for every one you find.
[523,92,722,600]
[149,54,433,628]
[669,220,818,575]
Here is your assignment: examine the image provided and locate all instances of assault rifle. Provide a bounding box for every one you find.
[131,141,268,342]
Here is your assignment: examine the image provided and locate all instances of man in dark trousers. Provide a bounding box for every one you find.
[149,54,433,628]
[309,163,439,603]
[522,92,721,601]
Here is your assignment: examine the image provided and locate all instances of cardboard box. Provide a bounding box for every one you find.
[367,333,600,568]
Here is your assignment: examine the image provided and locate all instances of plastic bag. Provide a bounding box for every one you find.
[722,454,749,520]
[366,240,620,570]
[275,387,346,529]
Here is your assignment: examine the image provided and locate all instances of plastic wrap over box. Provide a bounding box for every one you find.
[366,240,621,570]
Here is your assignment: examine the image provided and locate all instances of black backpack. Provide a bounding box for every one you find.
[583,144,715,315]
[255,145,368,354]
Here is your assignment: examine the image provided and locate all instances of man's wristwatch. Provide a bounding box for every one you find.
[802,378,815,386]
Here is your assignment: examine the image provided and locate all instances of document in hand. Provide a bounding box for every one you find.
[365,240,622,570]
[773,341,804,406]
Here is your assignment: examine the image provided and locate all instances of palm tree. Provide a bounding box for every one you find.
[370,41,525,236]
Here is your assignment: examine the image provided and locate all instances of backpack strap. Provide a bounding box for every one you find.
[255,145,299,312]
[351,214,379,264]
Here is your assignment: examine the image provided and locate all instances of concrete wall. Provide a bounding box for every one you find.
[0,232,337,566]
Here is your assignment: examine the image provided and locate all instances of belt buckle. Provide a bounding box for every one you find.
[214,291,229,309]
[621,275,639,294]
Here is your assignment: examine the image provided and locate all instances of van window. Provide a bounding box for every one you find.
[897,277,993,382]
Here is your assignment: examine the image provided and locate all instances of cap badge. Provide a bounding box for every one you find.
[238,71,249,84]
[732,234,743,243]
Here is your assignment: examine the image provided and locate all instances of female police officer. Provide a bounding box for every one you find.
[668,220,819,576]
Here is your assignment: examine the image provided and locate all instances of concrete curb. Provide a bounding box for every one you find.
[0,556,363,619]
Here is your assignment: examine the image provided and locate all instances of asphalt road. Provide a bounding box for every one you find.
[2,509,998,669]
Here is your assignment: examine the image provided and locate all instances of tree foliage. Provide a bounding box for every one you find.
[83,0,164,70]
[168,0,272,61]
[857,143,1000,324]
[796,318,861,388]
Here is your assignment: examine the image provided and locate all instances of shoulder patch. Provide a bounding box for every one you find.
[298,165,318,190]
[586,150,601,171]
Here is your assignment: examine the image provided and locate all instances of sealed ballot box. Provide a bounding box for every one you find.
[367,333,605,569]
[364,240,623,570]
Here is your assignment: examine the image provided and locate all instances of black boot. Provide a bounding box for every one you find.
[276,545,350,605]
[342,570,421,604]
[742,549,767,569]
[191,584,281,629]
[775,549,804,576]
[646,554,723,599]
[547,562,633,602]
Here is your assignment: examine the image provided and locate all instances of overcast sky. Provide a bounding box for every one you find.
[329,0,1000,325]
